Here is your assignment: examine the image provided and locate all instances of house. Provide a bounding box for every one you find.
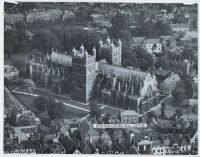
[90,13,105,23]
[4,13,25,25]
[26,11,50,22]
[25,30,34,40]
[121,110,140,124]
[142,39,162,55]
[157,119,173,132]
[50,119,62,135]
[4,65,19,81]
[12,126,38,153]
[137,139,152,154]
[44,134,58,143]
[167,134,191,154]
[171,24,190,32]
[16,110,40,126]
[4,144,21,153]
[62,10,75,21]
[151,140,171,155]
[181,31,198,41]
[188,99,198,114]
[190,132,198,154]
[160,36,176,50]
[58,135,76,153]
[46,9,62,21]
[79,120,99,145]
[181,114,198,123]
[73,148,82,154]
[192,76,198,99]
[161,73,181,94]
[131,37,146,48]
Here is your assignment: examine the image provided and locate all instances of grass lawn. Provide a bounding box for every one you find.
[13,92,87,119]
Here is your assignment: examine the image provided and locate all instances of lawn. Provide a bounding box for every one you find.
[13,92,87,119]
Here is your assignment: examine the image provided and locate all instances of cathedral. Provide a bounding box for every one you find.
[27,37,158,112]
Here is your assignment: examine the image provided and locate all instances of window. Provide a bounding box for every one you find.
[161,149,163,152]
[158,150,160,152]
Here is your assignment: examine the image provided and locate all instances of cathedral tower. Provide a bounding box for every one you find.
[98,36,122,66]
[71,45,97,103]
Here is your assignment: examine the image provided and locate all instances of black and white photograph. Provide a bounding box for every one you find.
[3,1,198,155]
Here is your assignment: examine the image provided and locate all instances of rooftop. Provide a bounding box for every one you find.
[143,39,160,44]
[49,51,72,67]
[98,62,147,82]
[121,110,139,116]
[171,23,189,28]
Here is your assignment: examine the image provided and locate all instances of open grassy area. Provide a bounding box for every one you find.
[13,92,87,119]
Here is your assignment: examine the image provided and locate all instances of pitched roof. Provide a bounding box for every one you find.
[121,110,139,116]
[143,39,160,44]
[46,9,62,13]
[171,24,189,29]
[79,120,99,137]
[183,31,198,38]
[98,62,147,82]
[132,37,146,43]
[5,13,25,19]
[151,140,163,148]
[157,119,172,129]
[162,74,180,84]
[49,51,72,67]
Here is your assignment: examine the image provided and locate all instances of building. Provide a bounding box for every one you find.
[161,73,181,94]
[12,126,38,153]
[121,110,140,124]
[26,11,50,22]
[4,65,19,81]
[151,140,171,155]
[171,24,190,32]
[181,31,198,41]
[62,10,75,21]
[46,9,62,21]
[4,13,25,25]
[190,132,198,154]
[142,39,162,55]
[16,110,41,126]
[79,120,99,146]
[28,38,158,106]
[98,37,122,66]
[131,37,146,48]
[137,139,152,154]
[71,45,96,103]
[160,36,176,51]
[90,13,105,23]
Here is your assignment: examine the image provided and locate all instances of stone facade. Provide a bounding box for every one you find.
[27,38,158,107]
[98,37,122,66]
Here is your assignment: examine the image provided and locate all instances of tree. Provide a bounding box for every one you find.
[109,12,131,38]
[182,79,193,98]
[48,101,65,120]
[135,47,154,71]
[6,112,16,126]
[136,20,171,38]
[172,86,185,105]
[90,100,101,119]
[33,96,48,113]
[155,55,170,69]
[23,79,35,94]
[160,103,166,119]
[31,29,63,52]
